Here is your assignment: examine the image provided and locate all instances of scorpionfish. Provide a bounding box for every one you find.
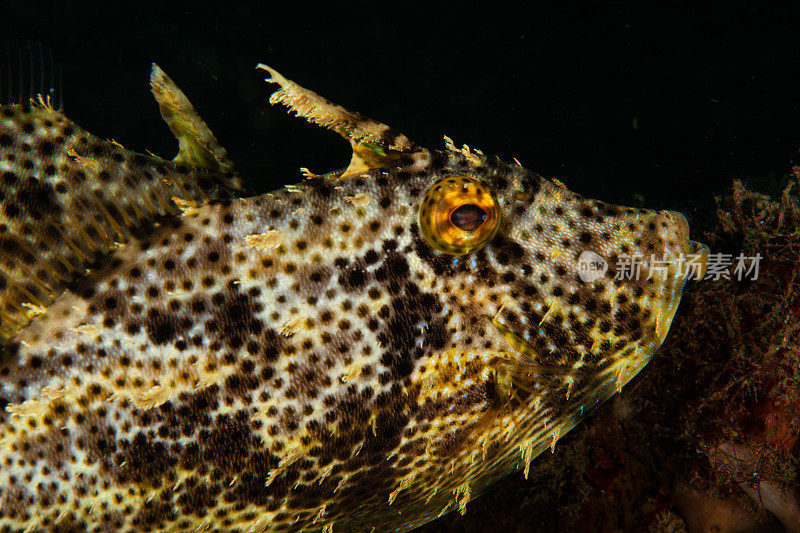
[0,61,707,532]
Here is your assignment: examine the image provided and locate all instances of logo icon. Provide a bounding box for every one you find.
[577,250,608,282]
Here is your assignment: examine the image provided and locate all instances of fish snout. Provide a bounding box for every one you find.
[660,210,689,244]
[658,210,709,281]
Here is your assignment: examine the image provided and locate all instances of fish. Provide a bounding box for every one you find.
[0,57,708,532]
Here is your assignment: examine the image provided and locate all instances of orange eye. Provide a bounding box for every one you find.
[419,176,500,255]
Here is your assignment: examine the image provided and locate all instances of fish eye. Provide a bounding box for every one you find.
[450,203,487,231]
[419,176,500,255]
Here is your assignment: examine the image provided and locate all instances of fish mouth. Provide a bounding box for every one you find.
[685,239,710,278]
[650,211,708,343]
[594,226,707,403]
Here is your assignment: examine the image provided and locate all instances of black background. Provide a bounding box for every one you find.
[4,1,800,218]
[3,1,800,529]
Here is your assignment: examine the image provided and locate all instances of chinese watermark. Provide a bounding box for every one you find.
[577,252,761,282]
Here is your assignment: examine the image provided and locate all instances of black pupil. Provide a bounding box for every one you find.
[450,204,487,231]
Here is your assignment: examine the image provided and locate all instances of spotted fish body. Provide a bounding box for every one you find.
[0,62,706,532]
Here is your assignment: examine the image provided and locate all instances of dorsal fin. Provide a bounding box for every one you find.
[150,64,236,175]
[0,69,243,342]
[256,64,420,178]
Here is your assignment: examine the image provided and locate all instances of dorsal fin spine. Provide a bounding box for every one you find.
[150,64,238,178]
[7,272,45,308]
[65,201,110,249]
[92,194,128,235]
[256,64,425,180]
[128,178,159,217]
[257,63,414,152]
[31,229,78,279]
[52,222,91,263]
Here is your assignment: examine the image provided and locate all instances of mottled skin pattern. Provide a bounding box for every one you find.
[0,67,243,343]
[0,65,704,532]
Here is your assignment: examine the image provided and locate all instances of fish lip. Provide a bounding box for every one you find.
[661,210,709,281]
[685,240,710,280]
[650,231,707,346]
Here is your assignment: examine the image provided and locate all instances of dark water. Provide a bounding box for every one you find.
[4,1,800,218]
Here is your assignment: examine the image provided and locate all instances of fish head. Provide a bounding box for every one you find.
[397,148,708,409]
[260,63,707,423]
